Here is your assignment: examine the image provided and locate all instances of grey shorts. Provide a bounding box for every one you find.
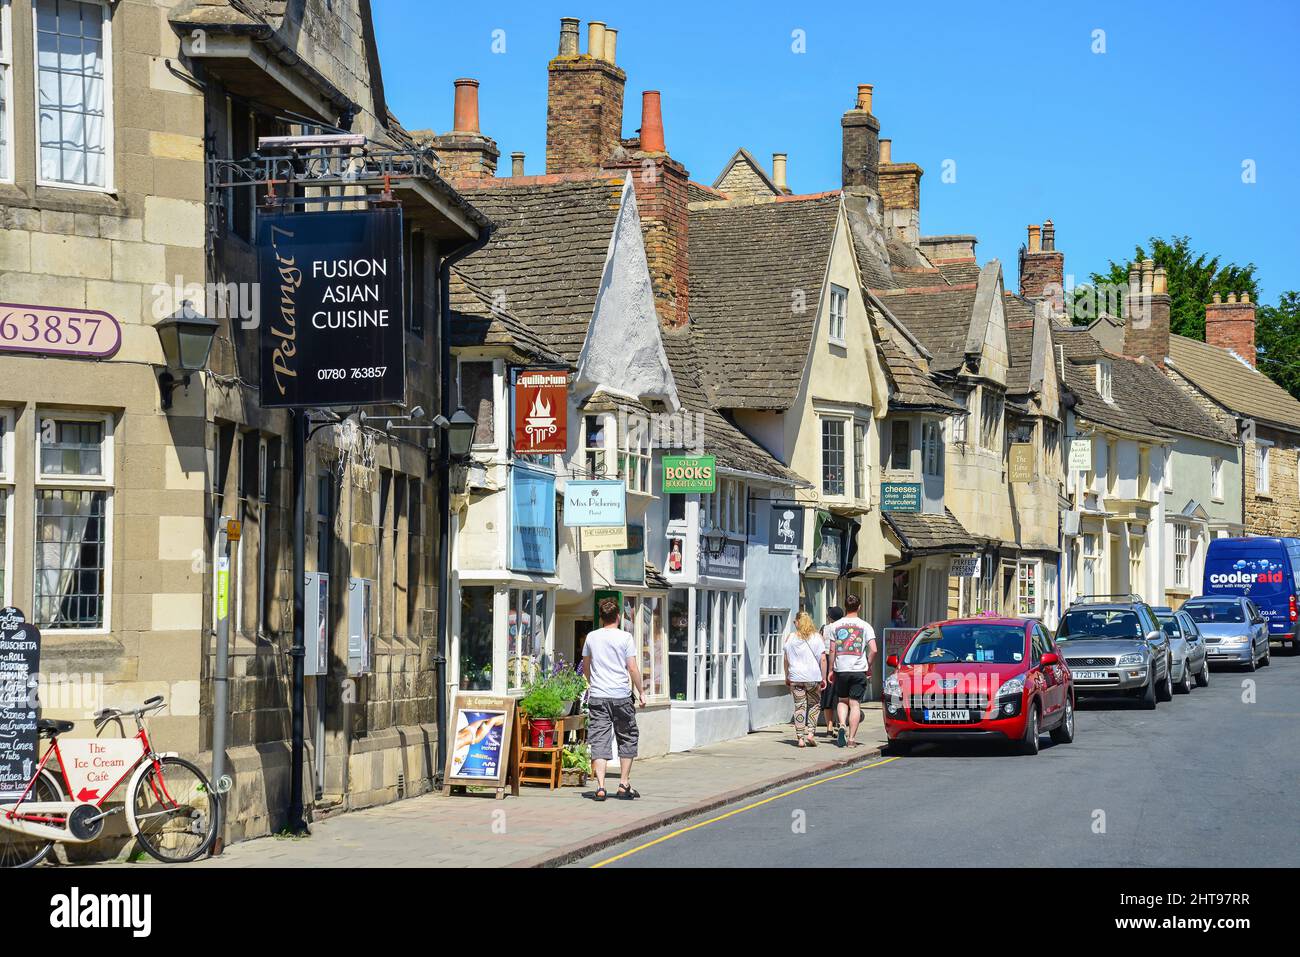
[587,696,639,760]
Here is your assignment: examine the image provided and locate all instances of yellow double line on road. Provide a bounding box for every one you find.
[590,755,900,867]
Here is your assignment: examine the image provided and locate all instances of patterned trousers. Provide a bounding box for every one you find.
[791,682,822,735]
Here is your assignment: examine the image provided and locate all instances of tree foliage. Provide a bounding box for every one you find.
[1256,292,1300,400]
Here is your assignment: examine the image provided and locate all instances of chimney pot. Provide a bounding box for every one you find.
[1213,292,1222,304]
[772,152,788,191]
[587,21,606,58]
[1154,266,1168,295]
[558,17,580,55]
[1042,219,1055,251]
[879,138,892,164]
[603,27,617,64]
[640,90,665,153]
[1141,259,1155,294]
[1242,291,1251,304]
[856,83,874,112]
[1027,224,1041,253]
[511,151,525,176]
[452,78,481,134]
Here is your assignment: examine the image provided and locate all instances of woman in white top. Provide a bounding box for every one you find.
[783,611,828,748]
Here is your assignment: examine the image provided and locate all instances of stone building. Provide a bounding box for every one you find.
[1,0,488,845]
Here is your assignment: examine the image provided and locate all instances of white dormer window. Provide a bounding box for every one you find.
[1096,360,1113,403]
[828,285,848,346]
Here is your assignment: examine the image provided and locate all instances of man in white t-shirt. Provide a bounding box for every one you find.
[826,595,878,747]
[581,597,645,801]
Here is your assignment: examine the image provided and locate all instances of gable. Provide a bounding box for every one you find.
[712,148,782,199]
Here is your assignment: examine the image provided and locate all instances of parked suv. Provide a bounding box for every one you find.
[883,617,1075,756]
[1055,596,1172,708]
[1182,596,1271,671]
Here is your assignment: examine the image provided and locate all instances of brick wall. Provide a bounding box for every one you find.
[546,57,627,173]
[607,155,691,328]
[879,162,921,212]
[841,110,881,190]
[1019,249,1064,306]
[1205,295,1257,366]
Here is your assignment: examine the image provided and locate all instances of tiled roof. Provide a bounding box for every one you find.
[688,194,841,410]
[453,176,625,364]
[879,340,962,412]
[935,260,982,284]
[884,508,980,554]
[1169,334,1300,433]
[710,148,782,196]
[875,287,978,374]
[1118,357,1236,444]
[448,268,565,363]
[1004,295,1037,395]
[1051,326,1167,438]
[645,562,670,590]
[660,327,804,484]
[687,181,728,203]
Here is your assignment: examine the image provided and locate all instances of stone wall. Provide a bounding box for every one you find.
[1244,425,1300,537]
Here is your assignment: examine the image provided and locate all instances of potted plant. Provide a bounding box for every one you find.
[548,656,588,715]
[519,679,567,747]
[561,742,592,786]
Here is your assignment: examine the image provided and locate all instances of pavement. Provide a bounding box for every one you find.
[577,650,1300,868]
[165,707,888,868]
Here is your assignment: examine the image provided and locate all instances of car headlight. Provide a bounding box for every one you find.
[883,674,901,698]
[997,676,1024,698]
[1117,653,1145,666]
[1221,635,1248,645]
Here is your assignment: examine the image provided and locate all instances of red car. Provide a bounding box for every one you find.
[883,616,1075,755]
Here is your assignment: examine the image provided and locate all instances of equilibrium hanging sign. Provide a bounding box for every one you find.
[514,368,568,454]
[258,206,406,408]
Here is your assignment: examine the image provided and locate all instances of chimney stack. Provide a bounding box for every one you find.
[841,83,881,190]
[1123,258,1172,366]
[431,78,499,179]
[772,152,789,193]
[511,151,525,177]
[1205,290,1257,366]
[878,139,924,245]
[604,90,690,329]
[546,18,626,173]
[1019,220,1065,316]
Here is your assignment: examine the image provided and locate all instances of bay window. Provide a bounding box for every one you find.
[619,425,650,494]
[890,419,911,471]
[979,390,1002,451]
[35,0,113,190]
[583,414,607,478]
[821,418,845,496]
[853,421,870,503]
[922,420,943,477]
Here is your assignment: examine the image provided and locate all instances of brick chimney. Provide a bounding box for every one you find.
[429,79,499,179]
[842,83,881,190]
[1205,292,1257,366]
[1123,258,1171,365]
[545,18,627,173]
[1018,219,1065,316]
[878,138,923,244]
[604,90,690,329]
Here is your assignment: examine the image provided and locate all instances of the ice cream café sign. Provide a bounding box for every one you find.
[258,207,405,408]
[514,367,568,454]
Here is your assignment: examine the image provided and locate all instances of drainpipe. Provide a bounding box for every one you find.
[435,223,493,782]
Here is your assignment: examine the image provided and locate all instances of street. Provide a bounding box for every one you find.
[577,651,1300,868]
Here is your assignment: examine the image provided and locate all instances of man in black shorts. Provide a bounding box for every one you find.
[819,605,844,738]
[826,596,877,747]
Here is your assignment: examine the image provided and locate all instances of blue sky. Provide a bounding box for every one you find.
[374,1,1300,302]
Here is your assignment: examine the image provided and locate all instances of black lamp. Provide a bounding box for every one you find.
[156,301,218,410]
[446,407,477,460]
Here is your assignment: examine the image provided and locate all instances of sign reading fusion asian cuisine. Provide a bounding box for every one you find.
[0,608,41,800]
[258,207,405,408]
[0,303,122,359]
[662,454,716,494]
[514,368,568,454]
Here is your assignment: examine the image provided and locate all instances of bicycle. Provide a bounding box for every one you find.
[0,695,218,867]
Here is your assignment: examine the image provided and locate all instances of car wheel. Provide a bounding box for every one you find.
[1156,669,1173,702]
[1049,696,1075,745]
[1139,676,1158,710]
[1261,643,1271,667]
[1195,660,1210,688]
[1175,665,1192,695]
[1019,705,1040,755]
[1245,650,1257,672]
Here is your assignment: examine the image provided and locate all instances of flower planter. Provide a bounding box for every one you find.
[529,717,558,748]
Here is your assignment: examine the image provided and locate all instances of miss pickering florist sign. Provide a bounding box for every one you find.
[259,207,406,408]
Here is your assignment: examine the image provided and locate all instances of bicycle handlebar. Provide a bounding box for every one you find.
[93,696,166,728]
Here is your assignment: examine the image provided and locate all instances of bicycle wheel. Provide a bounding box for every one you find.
[130,757,218,863]
[0,769,65,868]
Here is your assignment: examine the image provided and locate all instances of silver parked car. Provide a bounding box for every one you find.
[1157,609,1210,693]
[1182,596,1272,671]
[1055,599,1173,709]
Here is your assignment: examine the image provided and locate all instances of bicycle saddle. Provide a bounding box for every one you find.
[37,718,75,735]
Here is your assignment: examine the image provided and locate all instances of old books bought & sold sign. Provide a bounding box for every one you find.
[258,207,406,408]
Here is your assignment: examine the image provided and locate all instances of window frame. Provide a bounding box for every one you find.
[1211,456,1223,501]
[618,420,651,495]
[1096,360,1113,403]
[32,0,115,193]
[1255,440,1271,496]
[922,419,943,478]
[889,417,912,473]
[759,608,790,681]
[0,0,13,183]
[457,357,499,451]
[853,419,870,505]
[1173,522,1190,589]
[828,284,848,346]
[820,416,847,498]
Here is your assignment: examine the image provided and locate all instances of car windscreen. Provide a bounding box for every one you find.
[1184,602,1245,624]
[903,623,1026,665]
[1159,616,1182,639]
[1057,609,1143,640]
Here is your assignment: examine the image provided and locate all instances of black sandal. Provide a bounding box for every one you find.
[594,787,607,801]
[616,784,640,800]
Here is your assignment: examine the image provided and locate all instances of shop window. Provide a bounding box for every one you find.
[36,0,113,190]
[0,410,10,605]
[693,589,742,701]
[1017,560,1039,617]
[821,418,845,496]
[890,569,911,627]
[459,586,494,691]
[507,587,548,690]
[667,590,690,700]
[1082,533,1099,596]
[459,360,497,447]
[622,595,667,700]
[760,609,789,680]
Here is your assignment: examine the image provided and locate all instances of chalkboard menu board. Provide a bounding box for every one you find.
[0,608,41,799]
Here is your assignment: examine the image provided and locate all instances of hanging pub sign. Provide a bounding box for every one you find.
[509,466,557,574]
[769,504,804,555]
[580,524,628,552]
[0,608,41,800]
[258,206,406,408]
[563,480,626,527]
[880,482,922,513]
[1068,436,1093,472]
[662,454,716,494]
[1009,443,1035,483]
[513,368,568,454]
